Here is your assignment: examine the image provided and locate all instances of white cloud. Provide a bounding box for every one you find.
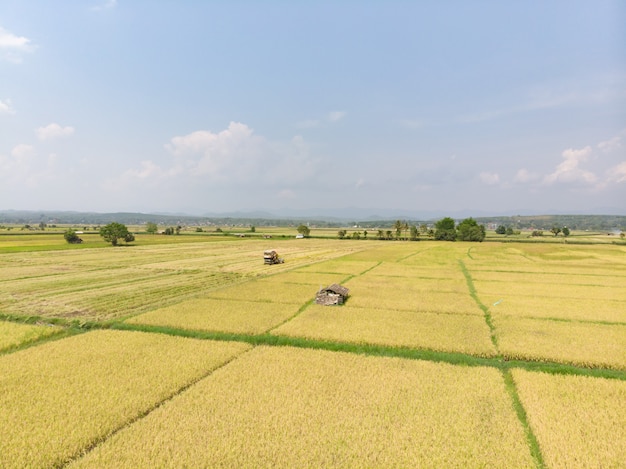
[0,99,15,114]
[276,189,296,200]
[543,146,597,185]
[598,136,622,153]
[111,122,318,190]
[479,172,500,185]
[11,144,35,159]
[328,111,346,122]
[0,27,35,63]
[1,146,59,188]
[36,123,75,140]
[606,161,626,184]
[92,0,117,11]
[514,169,540,183]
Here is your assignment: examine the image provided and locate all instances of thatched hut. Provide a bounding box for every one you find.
[315,284,349,306]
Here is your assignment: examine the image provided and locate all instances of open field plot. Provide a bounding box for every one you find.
[0,320,63,352]
[494,316,626,370]
[0,330,250,469]
[0,239,365,321]
[368,262,467,280]
[345,276,480,315]
[264,270,349,286]
[272,305,496,356]
[471,269,626,288]
[69,346,534,468]
[512,369,626,468]
[293,258,380,275]
[477,287,626,324]
[205,278,317,304]
[127,298,300,334]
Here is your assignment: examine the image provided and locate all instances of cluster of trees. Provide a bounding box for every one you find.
[496,225,571,237]
[337,218,485,242]
[297,225,310,237]
[434,217,486,242]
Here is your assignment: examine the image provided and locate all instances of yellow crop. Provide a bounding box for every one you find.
[0,330,251,468]
[127,298,300,334]
[273,304,496,356]
[206,279,316,304]
[494,316,626,370]
[486,294,625,323]
[0,321,61,352]
[512,369,626,468]
[70,347,534,468]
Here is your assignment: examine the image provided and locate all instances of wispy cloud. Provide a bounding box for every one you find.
[36,123,75,140]
[0,99,15,114]
[543,146,597,185]
[328,111,346,122]
[91,0,118,11]
[479,172,500,185]
[0,27,36,63]
[109,122,318,191]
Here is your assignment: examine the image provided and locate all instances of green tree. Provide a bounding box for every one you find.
[297,224,310,237]
[495,225,506,235]
[146,222,158,234]
[434,217,456,241]
[377,230,385,240]
[99,222,135,246]
[363,230,368,239]
[63,229,82,244]
[394,220,403,239]
[351,231,361,239]
[562,226,570,237]
[338,229,347,239]
[410,225,419,241]
[456,217,485,242]
[39,221,47,230]
[250,226,256,233]
[550,226,561,237]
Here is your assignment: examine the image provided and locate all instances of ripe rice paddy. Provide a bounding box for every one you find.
[1,234,625,467]
[69,347,535,468]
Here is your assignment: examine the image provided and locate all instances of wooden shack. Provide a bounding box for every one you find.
[315,284,349,306]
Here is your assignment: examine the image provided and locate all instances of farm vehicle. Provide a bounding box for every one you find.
[263,250,284,265]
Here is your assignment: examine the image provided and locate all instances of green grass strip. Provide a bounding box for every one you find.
[502,368,546,469]
[458,259,499,350]
[111,322,498,368]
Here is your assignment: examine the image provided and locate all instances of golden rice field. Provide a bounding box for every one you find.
[512,369,626,468]
[127,297,300,334]
[273,304,496,356]
[0,320,62,352]
[0,330,251,468]
[1,234,625,467]
[68,347,535,468]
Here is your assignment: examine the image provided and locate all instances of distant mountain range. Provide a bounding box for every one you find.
[1,209,624,231]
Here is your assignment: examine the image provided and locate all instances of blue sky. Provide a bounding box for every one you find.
[1,1,625,217]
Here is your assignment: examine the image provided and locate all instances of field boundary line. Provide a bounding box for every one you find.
[502,369,546,469]
[58,345,254,469]
[459,259,547,468]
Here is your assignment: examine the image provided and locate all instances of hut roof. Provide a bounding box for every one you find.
[323,284,349,297]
